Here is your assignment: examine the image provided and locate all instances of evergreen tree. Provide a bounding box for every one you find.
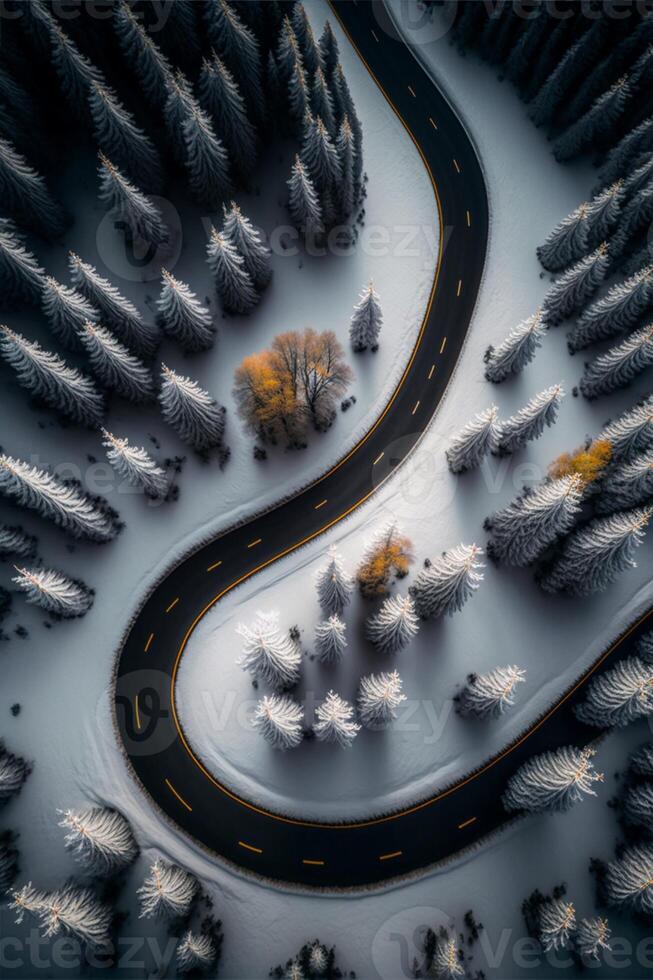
[40,884,112,948]
[236,610,302,689]
[624,156,653,200]
[336,115,357,220]
[101,430,168,501]
[357,669,406,728]
[410,544,484,619]
[314,614,347,664]
[529,20,609,128]
[222,202,271,290]
[0,137,66,239]
[502,745,604,813]
[158,364,226,452]
[138,860,198,919]
[0,221,45,307]
[365,594,419,655]
[198,53,257,182]
[604,845,653,916]
[59,807,138,874]
[49,19,104,119]
[598,117,653,190]
[496,384,564,455]
[313,690,360,747]
[0,325,105,428]
[446,406,501,473]
[485,476,583,566]
[538,899,576,953]
[0,453,121,542]
[600,396,653,462]
[630,741,653,777]
[431,934,464,980]
[97,153,168,248]
[319,21,340,76]
[206,228,258,314]
[542,245,610,326]
[568,265,653,353]
[203,0,263,119]
[13,566,93,619]
[332,64,363,193]
[537,204,590,272]
[288,59,309,134]
[0,524,36,561]
[553,76,631,162]
[293,3,322,76]
[287,154,323,237]
[78,321,154,404]
[576,917,611,962]
[156,270,215,352]
[624,782,653,829]
[156,0,200,72]
[41,277,99,351]
[182,106,232,208]
[114,2,173,109]
[252,693,304,750]
[0,841,18,896]
[177,932,217,973]
[8,882,48,925]
[350,281,382,352]
[611,185,653,265]
[638,631,653,664]
[459,665,526,720]
[308,941,328,976]
[0,742,30,800]
[580,325,653,400]
[311,66,335,134]
[484,311,546,381]
[586,182,625,246]
[88,80,163,191]
[540,507,651,596]
[163,70,199,167]
[315,546,353,615]
[575,655,653,728]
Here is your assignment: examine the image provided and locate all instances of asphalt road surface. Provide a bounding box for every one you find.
[114,0,651,889]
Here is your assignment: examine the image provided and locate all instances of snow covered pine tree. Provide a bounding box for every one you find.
[59,807,138,874]
[252,694,304,750]
[410,544,484,618]
[315,545,353,616]
[158,364,226,452]
[12,566,93,619]
[137,860,198,919]
[446,406,501,473]
[357,670,406,728]
[459,665,526,720]
[313,690,360,747]
[237,610,302,689]
[349,281,383,352]
[502,745,603,813]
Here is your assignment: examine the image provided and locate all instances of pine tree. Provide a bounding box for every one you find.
[630,741,653,777]
[206,228,258,314]
[315,547,353,615]
[301,115,341,221]
[156,0,200,72]
[222,202,271,290]
[0,325,105,427]
[336,115,357,220]
[156,270,215,353]
[177,932,217,973]
[624,782,653,829]
[102,430,168,501]
[612,184,653,265]
[496,384,564,455]
[350,281,382,352]
[553,77,631,162]
[49,19,104,118]
[357,669,406,728]
[604,845,653,916]
[314,614,347,664]
[252,693,304,749]
[410,544,484,619]
[237,610,302,689]
[502,745,604,813]
[88,80,163,191]
[40,884,112,948]
[313,690,360,747]
[183,106,232,208]
[319,21,340,76]
[580,325,653,399]
[288,59,309,133]
[41,277,99,351]
[114,2,174,109]
[8,882,48,924]
[13,566,93,618]
[59,807,138,874]
[78,321,154,404]
[0,524,36,561]
[365,594,419,655]
[0,453,121,542]
[308,941,328,976]
[540,507,651,595]
[68,252,158,360]
[332,64,363,194]
[600,396,653,462]
[311,66,335,134]
[446,407,501,474]
[587,182,625,245]
[528,20,609,128]
[276,16,304,89]
[598,116,653,190]
[97,153,168,248]
[542,245,610,326]
[431,934,464,979]
[198,53,257,181]
[575,655,653,728]
[485,476,583,566]
[287,154,323,236]
[459,665,526,720]
[293,3,322,76]
[538,899,576,953]
[138,860,198,919]
[537,204,590,272]
[159,364,226,452]
[0,742,30,800]
[163,70,199,166]
[568,265,653,353]
[576,917,611,962]
[484,311,546,382]
[204,0,263,118]
[0,137,66,239]
[0,842,18,896]
[0,221,45,307]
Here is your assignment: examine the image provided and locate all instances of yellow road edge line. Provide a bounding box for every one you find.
[453,158,461,173]
[466,210,471,227]
[379,850,403,861]
[134,694,141,731]
[408,84,416,97]
[302,859,325,866]
[429,116,437,130]
[440,336,447,354]
[247,538,262,549]
[165,778,192,812]
[207,560,222,572]
[458,817,477,830]
[371,28,379,42]
[428,364,435,380]
[144,632,154,653]
[314,499,328,510]
[238,841,262,855]
[165,597,179,614]
[373,452,384,465]
[412,400,420,416]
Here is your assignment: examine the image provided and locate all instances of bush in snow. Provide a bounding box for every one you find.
[574,655,653,728]
[0,136,67,239]
[159,364,226,452]
[313,691,360,748]
[0,524,36,561]
[484,311,546,382]
[357,670,406,728]
[198,53,257,182]
[12,566,94,619]
[0,741,31,801]
[59,807,138,874]
[114,1,173,109]
[252,694,304,750]
[502,745,604,813]
[495,384,564,455]
[182,106,232,208]
[356,521,413,598]
[315,546,353,616]
[604,845,653,916]
[459,666,525,720]
[349,281,383,352]
[314,614,347,664]
[102,431,168,501]
[138,859,198,919]
[270,939,343,979]
[237,611,302,689]
[446,406,501,473]
[365,594,419,655]
[89,80,163,191]
[38,883,112,948]
[287,154,323,238]
[409,544,484,619]
[156,269,215,352]
[485,476,583,566]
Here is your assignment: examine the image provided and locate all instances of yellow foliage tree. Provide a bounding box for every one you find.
[548,438,612,486]
[357,522,414,598]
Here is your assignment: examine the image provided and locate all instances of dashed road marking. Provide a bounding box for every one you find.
[373,451,384,465]
[428,364,435,380]
[302,859,325,866]
[247,538,262,549]
[456,278,462,297]
[144,633,154,653]
[466,210,471,227]
[165,597,179,614]
[453,158,461,173]
[408,84,416,97]
[238,841,263,854]
[379,850,403,861]
[134,695,141,731]
[458,816,477,830]
[412,400,420,415]
[371,28,379,42]
[207,560,222,572]
[314,499,328,510]
[440,336,448,354]
[429,116,438,130]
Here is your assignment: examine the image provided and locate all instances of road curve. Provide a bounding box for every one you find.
[114,2,650,890]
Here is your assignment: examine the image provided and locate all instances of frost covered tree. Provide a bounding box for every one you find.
[365,594,419,655]
[576,917,611,962]
[59,807,138,874]
[89,80,163,191]
[287,154,323,237]
[350,281,382,352]
[0,325,105,427]
[586,182,625,245]
[177,931,217,974]
[252,694,304,750]
[336,116,357,221]
[0,221,45,306]
[600,396,653,462]
[357,670,406,728]
[237,611,302,689]
[0,137,66,239]
[203,0,262,117]
[78,321,154,404]
[222,202,271,290]
[301,115,341,222]
[68,252,158,360]
[13,566,93,619]
[288,59,310,133]
[158,364,226,451]
[102,431,168,501]
[553,76,631,162]
[630,741,653,777]
[599,117,653,189]
[542,245,610,325]
[0,841,18,896]
[206,228,258,315]
[580,325,653,399]
[540,507,651,596]
[485,475,582,566]
[604,845,653,916]
[293,3,322,76]
[409,544,485,619]
[0,453,120,542]
[97,153,168,248]
[431,933,464,979]
[48,19,104,119]
[502,745,604,813]
[0,742,30,800]
[624,782,653,829]
[308,940,328,976]
[182,107,232,208]
[40,884,112,948]
[198,54,257,182]
[319,21,339,75]
[314,614,347,664]
[574,655,653,728]
[496,384,564,455]
[537,204,590,272]
[0,524,36,561]
[8,882,48,925]
[156,270,214,353]
[313,691,360,747]
[568,265,653,353]
[41,277,99,351]
[459,665,526,720]
[315,546,353,615]
[114,2,173,108]
[138,860,198,919]
[612,184,653,265]
[311,66,335,134]
[484,311,546,382]
[446,406,501,473]
[162,70,199,166]
[538,899,576,953]
[638,631,653,665]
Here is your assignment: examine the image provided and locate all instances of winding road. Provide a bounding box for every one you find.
[114,1,652,889]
